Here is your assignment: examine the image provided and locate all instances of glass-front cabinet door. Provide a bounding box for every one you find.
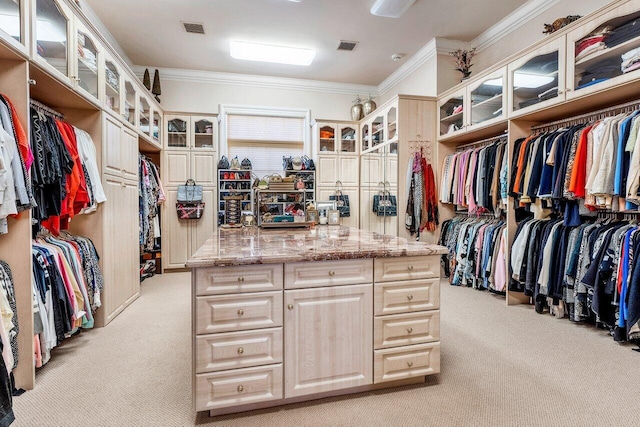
[124,80,136,126]
[192,116,216,149]
[508,38,565,117]
[318,123,336,153]
[166,115,188,149]
[75,21,99,101]
[0,0,26,52]
[361,123,369,151]
[153,110,161,144]
[468,67,506,129]
[33,0,71,82]
[566,5,640,100]
[438,88,466,139]
[339,124,357,153]
[372,114,384,147]
[138,96,150,137]
[387,106,397,140]
[104,53,121,115]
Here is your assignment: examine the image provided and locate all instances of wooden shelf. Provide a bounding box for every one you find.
[471,94,503,121]
[440,110,463,123]
[575,35,640,68]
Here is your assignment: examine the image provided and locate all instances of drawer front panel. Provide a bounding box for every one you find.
[196,291,283,334]
[374,278,439,315]
[374,256,439,282]
[195,364,283,411]
[374,311,440,349]
[374,343,440,384]
[195,264,283,295]
[195,328,283,373]
[285,259,373,289]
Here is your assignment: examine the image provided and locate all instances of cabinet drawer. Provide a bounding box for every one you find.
[195,291,282,334]
[285,259,373,289]
[195,364,283,411]
[195,328,283,373]
[195,264,283,295]
[374,311,440,349]
[374,343,440,384]
[374,256,439,282]
[374,278,439,315]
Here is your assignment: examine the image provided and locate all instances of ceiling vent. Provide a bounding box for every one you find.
[337,40,359,51]
[183,22,205,34]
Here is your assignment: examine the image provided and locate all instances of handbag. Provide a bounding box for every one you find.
[217,155,230,169]
[176,202,205,220]
[329,181,350,217]
[177,179,203,203]
[373,190,397,217]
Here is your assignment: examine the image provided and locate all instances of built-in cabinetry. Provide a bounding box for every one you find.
[218,169,253,226]
[255,190,306,226]
[163,113,217,269]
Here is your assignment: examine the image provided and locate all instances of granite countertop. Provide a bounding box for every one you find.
[185,226,448,268]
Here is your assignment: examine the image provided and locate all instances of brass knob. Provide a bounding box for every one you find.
[407,361,413,367]
[237,385,244,393]
[237,309,244,317]
[407,294,414,301]
[237,347,244,355]
[238,276,245,282]
[407,327,413,334]
[408,265,414,271]
[329,271,335,276]
[288,304,294,310]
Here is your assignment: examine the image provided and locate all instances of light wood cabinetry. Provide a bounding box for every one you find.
[163,113,218,270]
[191,254,442,416]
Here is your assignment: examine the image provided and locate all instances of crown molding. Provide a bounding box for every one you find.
[471,0,563,52]
[132,66,379,97]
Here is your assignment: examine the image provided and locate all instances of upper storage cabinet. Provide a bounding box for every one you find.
[139,95,150,136]
[508,37,565,117]
[340,124,357,153]
[165,114,217,150]
[567,1,640,99]
[153,109,161,143]
[318,123,336,153]
[468,67,506,129]
[124,79,136,126]
[104,51,121,115]
[74,20,99,101]
[33,0,72,82]
[0,0,28,53]
[192,116,216,149]
[437,88,465,139]
[167,115,188,148]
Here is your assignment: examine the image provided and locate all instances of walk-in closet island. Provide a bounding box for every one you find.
[186,226,446,416]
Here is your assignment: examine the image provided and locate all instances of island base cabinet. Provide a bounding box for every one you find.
[284,284,373,398]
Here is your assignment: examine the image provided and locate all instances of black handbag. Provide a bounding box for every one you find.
[217,155,230,169]
[373,190,397,217]
[329,181,350,217]
[177,179,203,203]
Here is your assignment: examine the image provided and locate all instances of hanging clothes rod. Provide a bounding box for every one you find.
[531,98,640,131]
[455,133,507,151]
[30,99,64,119]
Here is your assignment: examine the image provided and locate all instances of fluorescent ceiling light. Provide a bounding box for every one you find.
[370,0,416,18]
[230,41,316,66]
[485,73,555,89]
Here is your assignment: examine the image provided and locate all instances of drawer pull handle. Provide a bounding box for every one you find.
[407,294,414,301]
[407,361,414,368]
[237,309,244,317]
[288,304,294,310]
[238,276,245,282]
[237,385,244,393]
[407,327,413,334]
[329,271,335,276]
[408,265,414,271]
[237,347,244,355]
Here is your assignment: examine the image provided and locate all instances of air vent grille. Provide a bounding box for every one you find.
[337,40,359,51]
[183,22,205,34]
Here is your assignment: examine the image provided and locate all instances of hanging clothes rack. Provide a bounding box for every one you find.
[531,98,640,132]
[455,134,507,152]
[30,99,64,119]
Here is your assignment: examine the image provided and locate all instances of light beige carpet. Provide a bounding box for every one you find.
[12,272,640,426]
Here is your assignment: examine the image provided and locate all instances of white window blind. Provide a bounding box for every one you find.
[227,114,304,178]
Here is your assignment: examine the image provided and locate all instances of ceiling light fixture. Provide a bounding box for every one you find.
[485,73,555,89]
[230,41,316,66]
[391,53,403,61]
[370,0,416,18]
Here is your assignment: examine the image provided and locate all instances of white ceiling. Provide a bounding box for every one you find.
[84,0,530,86]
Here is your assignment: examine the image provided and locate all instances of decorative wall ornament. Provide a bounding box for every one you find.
[152,69,162,103]
[143,68,151,90]
[451,47,476,81]
[543,15,581,34]
[351,95,364,121]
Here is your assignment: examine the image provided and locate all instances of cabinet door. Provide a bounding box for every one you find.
[121,127,139,182]
[339,155,359,187]
[101,177,126,323]
[163,188,191,269]
[32,0,73,85]
[508,37,565,118]
[191,116,217,150]
[284,284,372,398]
[338,124,358,154]
[122,180,140,306]
[360,153,383,186]
[103,51,122,116]
[191,151,216,186]
[191,187,215,256]
[317,123,337,153]
[103,114,122,177]
[467,67,506,131]
[74,19,100,102]
[139,95,151,137]
[316,155,338,186]
[566,2,640,100]
[340,187,359,229]
[166,115,190,149]
[0,0,27,55]
[437,87,466,139]
[164,151,190,187]
[123,79,136,127]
